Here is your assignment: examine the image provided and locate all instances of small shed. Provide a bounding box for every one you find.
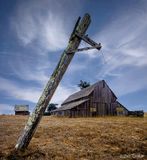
[15,105,30,115]
[128,110,144,117]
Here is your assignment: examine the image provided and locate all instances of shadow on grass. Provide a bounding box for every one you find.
[1,148,46,160]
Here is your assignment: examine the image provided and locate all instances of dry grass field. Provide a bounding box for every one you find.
[0,115,147,160]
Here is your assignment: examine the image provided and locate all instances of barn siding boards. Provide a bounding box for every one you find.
[112,101,129,116]
[52,80,128,117]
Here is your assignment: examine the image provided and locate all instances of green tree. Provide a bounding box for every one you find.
[78,80,90,90]
[44,103,58,116]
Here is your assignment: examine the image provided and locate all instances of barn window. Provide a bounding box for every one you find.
[116,107,124,116]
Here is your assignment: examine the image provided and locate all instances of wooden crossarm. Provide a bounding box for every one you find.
[75,32,102,50]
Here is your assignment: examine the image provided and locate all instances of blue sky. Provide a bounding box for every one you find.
[0,0,147,114]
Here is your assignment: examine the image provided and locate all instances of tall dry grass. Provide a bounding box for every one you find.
[0,115,147,160]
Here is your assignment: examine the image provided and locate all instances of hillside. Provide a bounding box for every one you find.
[0,115,147,160]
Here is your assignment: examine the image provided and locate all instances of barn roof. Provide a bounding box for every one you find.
[115,101,129,111]
[62,80,116,105]
[62,83,97,105]
[53,99,89,111]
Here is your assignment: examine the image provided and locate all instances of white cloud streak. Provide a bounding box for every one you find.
[0,104,14,114]
[10,57,50,84]
[6,0,82,105]
[87,5,147,96]
[11,0,82,52]
[51,85,78,105]
[108,67,147,96]
[0,77,41,103]
[12,0,66,51]
[95,8,147,70]
[0,77,78,106]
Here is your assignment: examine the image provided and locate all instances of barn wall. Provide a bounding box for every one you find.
[70,100,90,117]
[53,101,124,117]
[112,102,128,116]
[15,111,30,115]
[88,102,114,116]
[88,91,116,116]
[54,95,117,117]
[71,102,116,117]
[93,81,117,104]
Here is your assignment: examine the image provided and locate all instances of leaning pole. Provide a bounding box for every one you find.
[15,13,91,150]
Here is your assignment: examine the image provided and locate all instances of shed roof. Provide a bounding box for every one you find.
[15,105,29,111]
[53,99,89,112]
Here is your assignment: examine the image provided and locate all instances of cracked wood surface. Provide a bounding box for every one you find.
[15,13,91,150]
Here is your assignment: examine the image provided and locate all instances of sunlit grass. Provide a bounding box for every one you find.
[0,115,147,159]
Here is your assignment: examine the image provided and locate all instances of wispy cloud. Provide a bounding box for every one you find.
[4,0,83,107]
[5,0,86,109]
[95,8,147,69]
[0,104,14,114]
[51,85,78,105]
[0,77,41,103]
[10,56,50,84]
[108,66,147,96]
[11,1,67,51]
[11,0,82,52]
[87,4,147,96]
[0,76,78,106]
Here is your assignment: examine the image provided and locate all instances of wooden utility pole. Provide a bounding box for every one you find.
[15,13,101,151]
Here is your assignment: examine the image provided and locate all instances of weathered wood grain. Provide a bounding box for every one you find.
[15,13,91,150]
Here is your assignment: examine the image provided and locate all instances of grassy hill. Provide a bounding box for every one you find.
[0,115,147,160]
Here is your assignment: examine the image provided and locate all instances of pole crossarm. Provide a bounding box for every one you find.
[68,32,102,54]
[75,32,102,50]
[76,46,99,52]
[68,46,100,53]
